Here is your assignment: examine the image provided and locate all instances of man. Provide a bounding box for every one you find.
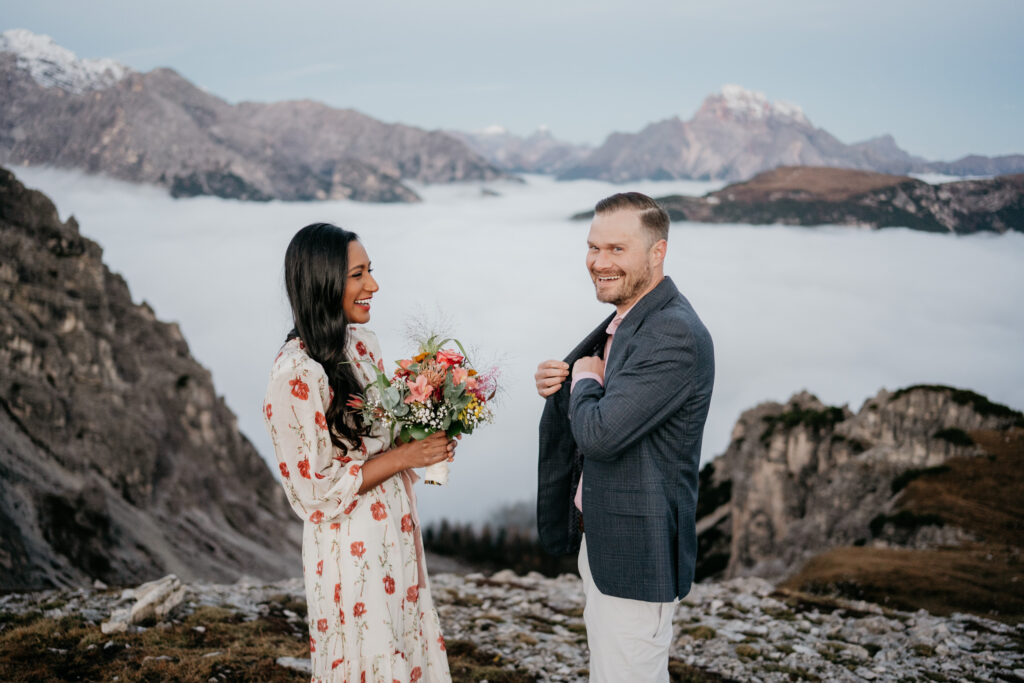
[534,192,714,682]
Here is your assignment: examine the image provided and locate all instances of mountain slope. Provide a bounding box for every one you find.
[557,84,1021,183]
[0,165,301,590]
[0,29,504,202]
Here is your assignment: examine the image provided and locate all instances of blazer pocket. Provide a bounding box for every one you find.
[603,490,667,517]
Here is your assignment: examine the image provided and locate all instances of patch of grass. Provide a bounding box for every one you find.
[891,465,951,494]
[668,657,730,682]
[683,625,716,640]
[780,544,1024,624]
[0,609,308,682]
[869,510,946,536]
[933,428,974,446]
[734,643,758,659]
[761,406,846,443]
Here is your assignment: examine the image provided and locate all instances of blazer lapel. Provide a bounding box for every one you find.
[604,276,680,377]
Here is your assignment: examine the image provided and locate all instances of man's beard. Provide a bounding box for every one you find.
[593,262,653,307]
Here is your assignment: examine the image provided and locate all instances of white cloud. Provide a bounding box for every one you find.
[15,166,1024,525]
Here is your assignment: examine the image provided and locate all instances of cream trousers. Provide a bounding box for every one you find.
[578,535,677,683]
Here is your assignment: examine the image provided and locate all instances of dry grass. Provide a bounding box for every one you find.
[716,166,911,203]
[0,608,541,682]
[782,428,1024,624]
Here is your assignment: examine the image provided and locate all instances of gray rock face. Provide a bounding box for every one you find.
[0,165,301,590]
[695,386,1023,582]
[0,32,505,202]
[557,85,1024,183]
[448,127,591,175]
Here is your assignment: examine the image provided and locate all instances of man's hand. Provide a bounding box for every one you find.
[535,360,570,398]
[572,356,605,383]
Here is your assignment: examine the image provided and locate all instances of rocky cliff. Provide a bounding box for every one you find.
[0,30,504,203]
[695,384,1024,618]
[556,85,1024,183]
[573,166,1024,234]
[0,165,301,590]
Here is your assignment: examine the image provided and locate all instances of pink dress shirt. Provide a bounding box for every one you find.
[570,305,634,512]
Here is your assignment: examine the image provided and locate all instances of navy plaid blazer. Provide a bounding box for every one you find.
[537,276,714,602]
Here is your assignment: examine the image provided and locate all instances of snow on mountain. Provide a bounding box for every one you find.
[710,84,810,125]
[0,29,130,94]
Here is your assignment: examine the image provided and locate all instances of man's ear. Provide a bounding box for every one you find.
[650,239,667,267]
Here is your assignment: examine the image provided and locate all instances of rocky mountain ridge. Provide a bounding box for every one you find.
[573,166,1024,234]
[554,85,1024,183]
[1,567,1020,681]
[0,165,301,590]
[0,29,504,202]
[447,126,591,175]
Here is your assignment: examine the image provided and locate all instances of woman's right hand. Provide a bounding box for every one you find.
[397,431,455,469]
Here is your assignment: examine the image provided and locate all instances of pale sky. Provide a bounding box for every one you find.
[3,0,1023,160]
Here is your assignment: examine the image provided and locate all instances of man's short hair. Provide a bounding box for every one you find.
[594,192,670,244]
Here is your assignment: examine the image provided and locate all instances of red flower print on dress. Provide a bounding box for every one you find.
[355,341,368,356]
[279,462,290,478]
[330,522,340,530]
[289,377,309,400]
[377,357,385,372]
[298,340,305,350]
[370,502,387,521]
[314,411,328,430]
[316,559,323,575]
[361,672,366,683]
[309,635,316,653]
[317,618,328,633]
[438,635,446,651]
[264,403,272,420]
[353,602,366,617]
[359,441,368,455]
[334,583,341,603]
[350,541,366,558]
[407,585,419,603]
[297,458,311,479]
[349,464,361,476]
[339,608,345,624]
[411,666,423,682]
[344,500,358,515]
[336,455,353,464]
[401,514,414,533]
[332,659,344,670]
[383,575,395,594]
[314,471,326,480]
[309,510,324,524]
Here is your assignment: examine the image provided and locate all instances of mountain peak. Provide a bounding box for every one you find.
[698,84,810,125]
[0,28,130,94]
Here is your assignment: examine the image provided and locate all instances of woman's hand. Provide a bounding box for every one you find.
[396,431,456,469]
[357,432,456,494]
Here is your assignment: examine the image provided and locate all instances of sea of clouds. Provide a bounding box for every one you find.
[15,167,1024,526]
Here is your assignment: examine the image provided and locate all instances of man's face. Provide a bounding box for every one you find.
[586,209,659,308]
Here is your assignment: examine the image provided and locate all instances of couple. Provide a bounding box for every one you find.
[263,192,714,683]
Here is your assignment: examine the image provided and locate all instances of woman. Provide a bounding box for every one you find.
[263,223,453,683]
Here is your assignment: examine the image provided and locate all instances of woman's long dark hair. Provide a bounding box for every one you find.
[284,222,368,448]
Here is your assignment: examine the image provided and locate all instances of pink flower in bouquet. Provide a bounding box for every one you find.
[405,375,433,404]
[452,367,469,386]
[435,349,464,368]
[346,395,365,410]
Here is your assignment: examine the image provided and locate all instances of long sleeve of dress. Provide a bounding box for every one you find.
[264,349,369,524]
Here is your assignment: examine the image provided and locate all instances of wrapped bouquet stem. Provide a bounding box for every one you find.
[349,335,497,486]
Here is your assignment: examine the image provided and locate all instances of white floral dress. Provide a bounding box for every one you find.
[263,326,451,683]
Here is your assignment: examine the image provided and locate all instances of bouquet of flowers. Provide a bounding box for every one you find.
[348,335,497,485]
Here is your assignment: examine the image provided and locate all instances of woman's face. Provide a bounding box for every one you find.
[343,240,378,324]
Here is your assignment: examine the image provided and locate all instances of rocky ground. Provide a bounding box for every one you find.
[2,568,1021,682]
